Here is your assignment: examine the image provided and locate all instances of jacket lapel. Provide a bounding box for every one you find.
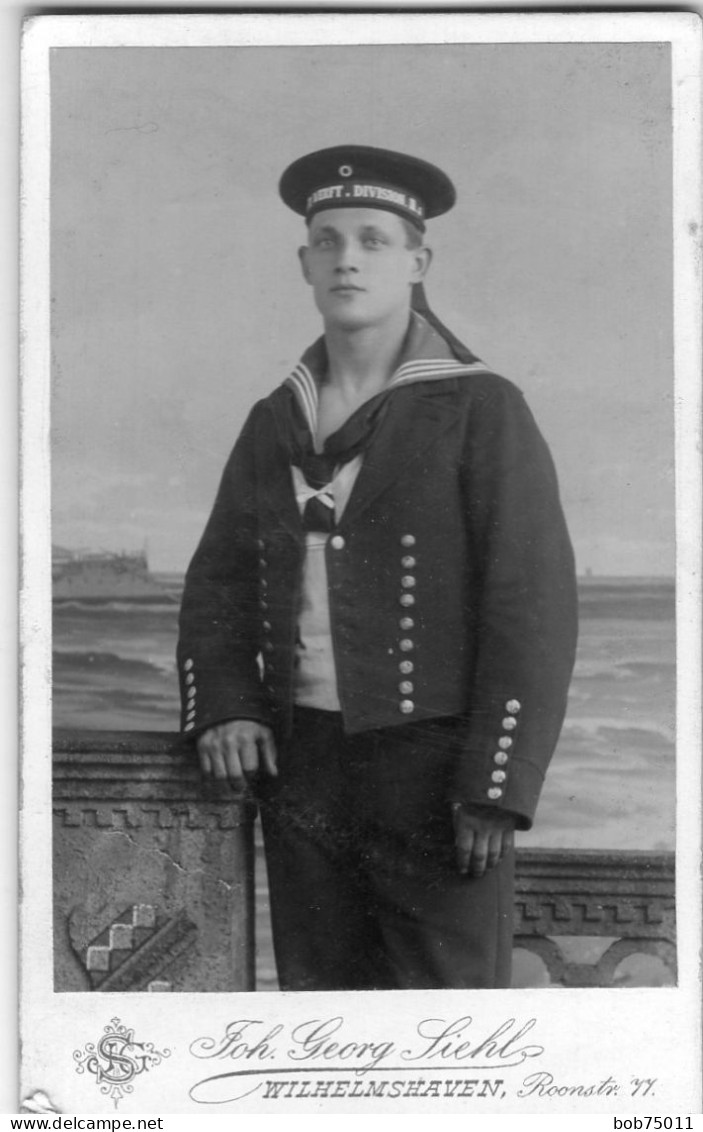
[339,384,460,529]
[259,388,460,540]
[263,457,305,542]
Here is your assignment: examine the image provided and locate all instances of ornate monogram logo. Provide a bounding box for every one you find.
[74,1017,171,1108]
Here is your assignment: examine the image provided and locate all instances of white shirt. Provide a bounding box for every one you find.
[290,456,363,710]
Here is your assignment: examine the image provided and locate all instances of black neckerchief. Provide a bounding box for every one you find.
[272,383,394,532]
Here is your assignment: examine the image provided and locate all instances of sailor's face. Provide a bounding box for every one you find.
[299,208,429,329]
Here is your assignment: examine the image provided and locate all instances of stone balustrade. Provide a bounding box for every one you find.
[514,849,675,986]
[53,730,676,991]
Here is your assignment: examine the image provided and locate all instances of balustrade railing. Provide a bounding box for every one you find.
[53,730,675,991]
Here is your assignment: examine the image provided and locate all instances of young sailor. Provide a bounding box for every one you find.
[178,145,578,990]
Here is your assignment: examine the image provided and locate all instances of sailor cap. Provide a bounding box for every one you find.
[279,144,456,232]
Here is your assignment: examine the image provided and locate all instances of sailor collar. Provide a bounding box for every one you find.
[283,311,491,435]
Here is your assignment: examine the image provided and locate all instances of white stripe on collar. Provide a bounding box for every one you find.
[284,318,492,436]
[391,359,491,386]
[286,365,318,434]
[288,363,318,433]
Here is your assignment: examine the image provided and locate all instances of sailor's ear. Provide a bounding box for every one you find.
[298,246,312,284]
[411,245,433,283]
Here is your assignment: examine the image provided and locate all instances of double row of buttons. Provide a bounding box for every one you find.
[397,534,417,714]
[486,699,521,799]
[183,658,196,731]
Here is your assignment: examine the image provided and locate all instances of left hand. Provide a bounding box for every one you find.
[451,803,516,877]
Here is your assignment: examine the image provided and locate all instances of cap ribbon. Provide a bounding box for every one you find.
[306,180,425,225]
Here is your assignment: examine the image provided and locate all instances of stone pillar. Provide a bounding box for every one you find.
[53,730,256,992]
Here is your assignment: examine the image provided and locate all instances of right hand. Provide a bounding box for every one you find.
[451,803,515,877]
[197,720,278,788]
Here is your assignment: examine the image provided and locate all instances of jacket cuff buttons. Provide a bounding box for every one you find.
[183,658,196,730]
[485,698,522,799]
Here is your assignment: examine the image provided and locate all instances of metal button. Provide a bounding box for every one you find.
[401,555,416,569]
[401,534,416,547]
[399,617,414,630]
[185,672,194,686]
[259,558,267,569]
[498,737,512,750]
[399,639,414,652]
[487,786,503,800]
[494,751,509,766]
[184,658,194,672]
[330,535,346,550]
[492,769,507,784]
[257,539,265,550]
[399,700,415,714]
[399,660,414,674]
[262,621,272,632]
[502,717,517,731]
[401,575,416,588]
[186,713,196,725]
[260,578,268,590]
[264,641,274,653]
[399,593,415,607]
[184,722,194,732]
[187,687,196,701]
[506,699,521,714]
[260,600,269,611]
[399,681,414,695]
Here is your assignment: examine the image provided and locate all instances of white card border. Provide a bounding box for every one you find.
[18,11,702,1117]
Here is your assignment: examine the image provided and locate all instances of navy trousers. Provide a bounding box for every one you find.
[258,708,514,991]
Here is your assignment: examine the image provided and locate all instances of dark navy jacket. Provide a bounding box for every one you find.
[177,316,578,830]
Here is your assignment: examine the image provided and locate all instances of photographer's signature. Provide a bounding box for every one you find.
[188,1014,544,1103]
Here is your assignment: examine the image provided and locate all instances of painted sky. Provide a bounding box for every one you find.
[50,42,673,574]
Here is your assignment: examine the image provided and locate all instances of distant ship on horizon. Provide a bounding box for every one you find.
[52,546,178,604]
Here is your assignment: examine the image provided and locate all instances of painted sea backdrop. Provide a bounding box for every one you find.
[53,575,676,988]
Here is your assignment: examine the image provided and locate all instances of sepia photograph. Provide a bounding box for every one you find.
[19,12,701,1116]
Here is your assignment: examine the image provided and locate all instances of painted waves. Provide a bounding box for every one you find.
[52,577,675,854]
[52,577,676,989]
